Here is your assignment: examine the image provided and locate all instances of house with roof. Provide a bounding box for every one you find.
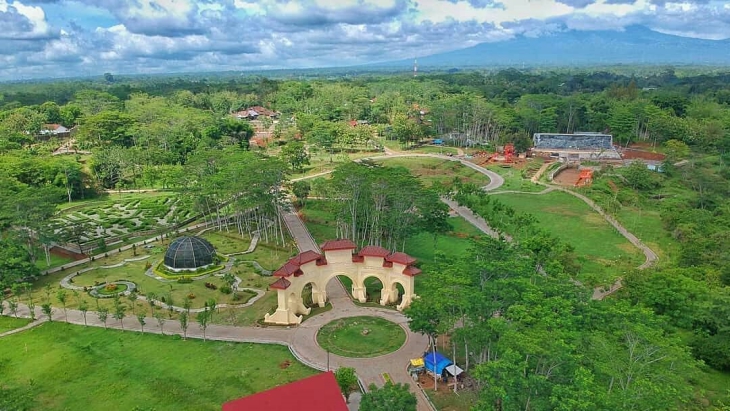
[233,106,281,120]
[222,371,348,411]
[39,124,71,137]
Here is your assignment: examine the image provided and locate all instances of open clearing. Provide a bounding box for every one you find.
[492,190,643,284]
[0,322,316,411]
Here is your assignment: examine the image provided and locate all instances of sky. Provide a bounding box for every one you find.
[0,0,728,80]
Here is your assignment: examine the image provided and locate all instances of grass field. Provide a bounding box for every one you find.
[0,322,316,411]
[486,164,545,193]
[0,316,32,333]
[316,316,406,358]
[491,190,643,284]
[372,157,491,188]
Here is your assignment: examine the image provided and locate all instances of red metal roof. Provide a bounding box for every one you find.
[222,372,347,411]
[288,250,322,267]
[273,262,302,277]
[386,252,417,266]
[320,239,357,251]
[269,278,291,290]
[402,266,422,276]
[358,245,391,258]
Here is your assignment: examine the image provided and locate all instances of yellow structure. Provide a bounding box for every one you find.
[264,239,421,325]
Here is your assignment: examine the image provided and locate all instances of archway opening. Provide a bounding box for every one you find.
[392,282,405,306]
[336,275,354,297]
[363,276,384,303]
[301,282,317,308]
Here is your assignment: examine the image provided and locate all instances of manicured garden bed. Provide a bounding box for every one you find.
[316,316,406,358]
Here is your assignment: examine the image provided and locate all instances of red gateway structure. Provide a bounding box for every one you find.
[265,239,421,325]
[222,372,347,411]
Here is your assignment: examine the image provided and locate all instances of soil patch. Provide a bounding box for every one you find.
[50,246,86,261]
[553,168,581,186]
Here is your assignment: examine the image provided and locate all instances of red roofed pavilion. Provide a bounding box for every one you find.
[222,372,347,411]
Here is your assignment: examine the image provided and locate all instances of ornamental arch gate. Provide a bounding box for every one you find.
[264,239,421,325]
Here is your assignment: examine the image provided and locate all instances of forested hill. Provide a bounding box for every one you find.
[384,26,730,68]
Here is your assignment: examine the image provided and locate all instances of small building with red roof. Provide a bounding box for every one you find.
[222,371,347,411]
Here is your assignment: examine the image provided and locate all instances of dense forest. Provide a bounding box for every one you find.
[2,68,730,410]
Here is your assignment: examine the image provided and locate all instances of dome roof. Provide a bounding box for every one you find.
[164,236,216,270]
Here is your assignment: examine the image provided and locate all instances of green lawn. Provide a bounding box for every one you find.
[202,231,254,255]
[0,316,32,333]
[491,191,643,284]
[0,322,316,411]
[316,316,406,357]
[373,157,491,188]
[486,163,545,193]
[35,252,75,270]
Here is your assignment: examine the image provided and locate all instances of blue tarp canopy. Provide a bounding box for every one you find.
[432,139,444,145]
[423,352,452,375]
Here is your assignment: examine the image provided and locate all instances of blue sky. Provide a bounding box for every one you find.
[0,0,728,80]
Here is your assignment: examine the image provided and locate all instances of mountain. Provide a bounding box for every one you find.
[391,26,730,68]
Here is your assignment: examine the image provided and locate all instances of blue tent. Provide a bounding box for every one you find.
[432,139,444,145]
[423,352,452,375]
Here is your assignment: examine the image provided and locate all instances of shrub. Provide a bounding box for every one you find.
[220,285,232,294]
[177,278,193,284]
[187,293,195,300]
[205,282,218,290]
[105,284,118,292]
[144,262,152,270]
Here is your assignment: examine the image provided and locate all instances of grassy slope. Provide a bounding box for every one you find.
[0,322,316,411]
[373,157,491,188]
[492,190,643,284]
[0,316,32,333]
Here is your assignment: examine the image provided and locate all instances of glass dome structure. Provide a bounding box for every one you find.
[163,236,216,270]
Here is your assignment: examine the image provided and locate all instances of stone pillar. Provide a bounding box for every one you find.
[353,285,367,303]
[264,290,304,325]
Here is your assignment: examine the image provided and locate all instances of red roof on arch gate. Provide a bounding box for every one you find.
[288,250,323,266]
[386,252,417,266]
[269,277,291,290]
[273,261,302,277]
[321,239,357,251]
[222,371,347,411]
[358,245,391,258]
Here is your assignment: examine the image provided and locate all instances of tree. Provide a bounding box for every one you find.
[360,383,416,411]
[154,310,165,335]
[56,289,68,322]
[280,141,310,172]
[8,299,18,318]
[112,296,127,331]
[292,180,311,207]
[128,292,138,315]
[0,238,40,290]
[41,303,53,321]
[334,367,359,403]
[79,299,89,326]
[179,311,189,340]
[197,308,210,341]
[223,272,237,299]
[664,139,690,163]
[137,313,146,333]
[97,306,109,329]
